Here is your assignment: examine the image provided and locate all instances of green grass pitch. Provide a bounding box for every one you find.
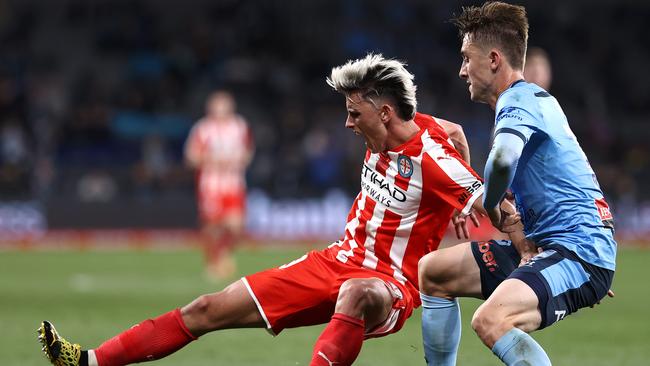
[2,246,649,365]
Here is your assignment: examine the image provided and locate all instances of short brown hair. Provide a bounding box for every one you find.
[451,1,529,70]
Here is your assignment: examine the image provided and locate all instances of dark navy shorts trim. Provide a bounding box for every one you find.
[471,242,615,329]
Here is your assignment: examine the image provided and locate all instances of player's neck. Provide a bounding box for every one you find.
[385,119,420,151]
[489,70,525,110]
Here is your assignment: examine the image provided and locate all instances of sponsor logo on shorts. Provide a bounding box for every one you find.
[478,241,498,272]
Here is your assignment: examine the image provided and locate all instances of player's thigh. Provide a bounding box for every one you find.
[474,278,542,334]
[221,212,245,234]
[243,250,340,335]
[419,241,482,298]
[220,193,246,230]
[181,279,265,335]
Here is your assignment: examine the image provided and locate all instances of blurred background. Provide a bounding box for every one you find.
[3,1,650,365]
[0,0,648,244]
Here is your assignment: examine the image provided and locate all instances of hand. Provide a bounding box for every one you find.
[518,246,542,267]
[488,195,521,232]
[590,289,615,308]
[500,210,523,234]
[451,209,481,240]
[487,206,520,233]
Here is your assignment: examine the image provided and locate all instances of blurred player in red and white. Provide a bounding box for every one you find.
[184,90,254,279]
[524,47,552,90]
[38,54,492,366]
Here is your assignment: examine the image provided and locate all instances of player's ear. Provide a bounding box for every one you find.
[489,49,501,72]
[380,105,392,123]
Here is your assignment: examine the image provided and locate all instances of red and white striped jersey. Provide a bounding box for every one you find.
[185,115,254,196]
[330,113,483,303]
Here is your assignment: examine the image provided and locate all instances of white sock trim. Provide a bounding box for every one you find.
[88,350,98,366]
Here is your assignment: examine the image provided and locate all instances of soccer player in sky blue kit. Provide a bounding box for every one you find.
[418,2,616,365]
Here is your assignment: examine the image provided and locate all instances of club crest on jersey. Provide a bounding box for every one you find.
[397,155,413,178]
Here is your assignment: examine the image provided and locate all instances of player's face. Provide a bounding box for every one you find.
[344,92,388,153]
[207,92,236,118]
[459,34,495,104]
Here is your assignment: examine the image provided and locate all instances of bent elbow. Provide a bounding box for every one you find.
[491,149,517,175]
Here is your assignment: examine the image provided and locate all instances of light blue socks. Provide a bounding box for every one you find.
[492,327,551,365]
[420,294,461,366]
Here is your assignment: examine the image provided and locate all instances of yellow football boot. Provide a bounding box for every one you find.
[38,321,81,366]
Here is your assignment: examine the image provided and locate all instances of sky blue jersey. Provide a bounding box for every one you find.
[492,81,616,270]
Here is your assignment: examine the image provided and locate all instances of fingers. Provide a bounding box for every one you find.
[500,212,522,233]
[462,221,470,239]
[453,217,470,240]
[469,212,481,227]
[452,215,462,239]
[500,199,517,215]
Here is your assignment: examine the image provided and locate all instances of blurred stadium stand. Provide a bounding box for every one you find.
[0,0,648,244]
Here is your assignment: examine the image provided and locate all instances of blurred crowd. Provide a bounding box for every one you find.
[0,0,648,218]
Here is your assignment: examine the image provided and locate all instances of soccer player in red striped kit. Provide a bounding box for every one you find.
[184,90,254,280]
[38,54,489,366]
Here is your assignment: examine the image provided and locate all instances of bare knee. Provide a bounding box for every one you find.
[182,293,222,333]
[418,252,450,298]
[471,305,514,348]
[336,278,391,320]
[181,281,260,335]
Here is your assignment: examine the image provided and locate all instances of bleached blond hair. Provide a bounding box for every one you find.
[327,54,417,120]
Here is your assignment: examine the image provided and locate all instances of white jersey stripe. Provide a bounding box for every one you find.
[361,154,384,270]
[338,194,365,263]
[422,132,483,215]
[387,151,423,284]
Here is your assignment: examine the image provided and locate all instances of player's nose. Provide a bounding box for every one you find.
[345,117,355,129]
[459,65,467,79]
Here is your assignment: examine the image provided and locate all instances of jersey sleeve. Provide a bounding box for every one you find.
[494,105,541,144]
[422,151,484,215]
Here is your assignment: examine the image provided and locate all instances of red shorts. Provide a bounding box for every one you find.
[198,191,245,224]
[242,247,415,338]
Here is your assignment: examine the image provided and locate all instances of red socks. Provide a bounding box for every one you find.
[310,313,365,366]
[94,309,197,366]
[92,309,364,366]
